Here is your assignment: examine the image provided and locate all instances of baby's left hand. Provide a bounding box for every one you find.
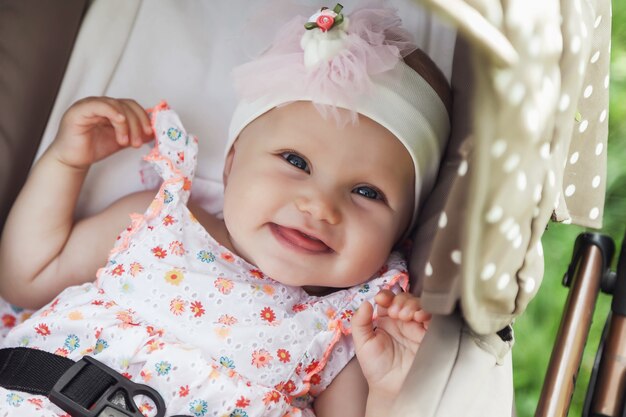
[351,289,431,398]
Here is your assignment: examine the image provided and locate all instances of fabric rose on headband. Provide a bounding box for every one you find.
[302,4,348,67]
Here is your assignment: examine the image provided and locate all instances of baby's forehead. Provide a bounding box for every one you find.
[250,102,415,177]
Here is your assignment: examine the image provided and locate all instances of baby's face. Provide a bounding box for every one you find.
[222,102,414,292]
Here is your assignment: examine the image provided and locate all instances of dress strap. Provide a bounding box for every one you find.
[143,101,198,205]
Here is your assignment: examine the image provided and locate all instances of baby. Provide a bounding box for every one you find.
[0,3,449,417]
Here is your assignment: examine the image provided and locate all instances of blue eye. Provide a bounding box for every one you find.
[282,152,309,172]
[353,186,384,201]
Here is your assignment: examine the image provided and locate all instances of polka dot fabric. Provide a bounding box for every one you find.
[409,0,611,336]
[554,0,611,228]
[0,103,408,417]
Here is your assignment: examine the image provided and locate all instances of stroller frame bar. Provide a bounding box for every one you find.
[536,233,615,417]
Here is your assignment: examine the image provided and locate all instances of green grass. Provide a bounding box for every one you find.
[513,3,626,416]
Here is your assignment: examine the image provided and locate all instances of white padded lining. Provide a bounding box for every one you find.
[35,0,456,219]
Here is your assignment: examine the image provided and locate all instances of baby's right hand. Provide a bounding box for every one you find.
[352,290,430,399]
[50,97,153,170]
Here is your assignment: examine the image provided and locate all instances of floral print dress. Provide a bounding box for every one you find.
[0,103,408,417]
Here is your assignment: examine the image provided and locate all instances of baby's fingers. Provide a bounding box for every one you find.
[375,290,422,321]
[67,97,126,133]
[77,97,131,146]
[119,99,153,147]
[413,309,432,326]
[351,301,376,349]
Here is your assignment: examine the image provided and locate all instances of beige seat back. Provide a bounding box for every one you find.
[0,0,87,231]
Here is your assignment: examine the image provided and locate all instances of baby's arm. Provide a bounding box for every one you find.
[314,290,430,417]
[313,358,368,417]
[0,97,154,309]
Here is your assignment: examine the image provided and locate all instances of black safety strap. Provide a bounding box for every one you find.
[0,347,114,402]
[0,347,187,417]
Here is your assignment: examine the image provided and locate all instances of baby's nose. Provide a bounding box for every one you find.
[295,194,341,225]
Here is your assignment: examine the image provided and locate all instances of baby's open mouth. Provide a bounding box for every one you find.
[269,223,332,253]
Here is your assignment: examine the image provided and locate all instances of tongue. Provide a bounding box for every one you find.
[278,226,330,252]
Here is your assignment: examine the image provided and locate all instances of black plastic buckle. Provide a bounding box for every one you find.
[49,356,166,417]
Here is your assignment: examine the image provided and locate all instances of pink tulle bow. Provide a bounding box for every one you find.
[232,2,417,119]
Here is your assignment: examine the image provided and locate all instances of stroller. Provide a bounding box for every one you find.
[0,0,620,416]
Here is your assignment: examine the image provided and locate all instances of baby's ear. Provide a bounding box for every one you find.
[222,146,236,186]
